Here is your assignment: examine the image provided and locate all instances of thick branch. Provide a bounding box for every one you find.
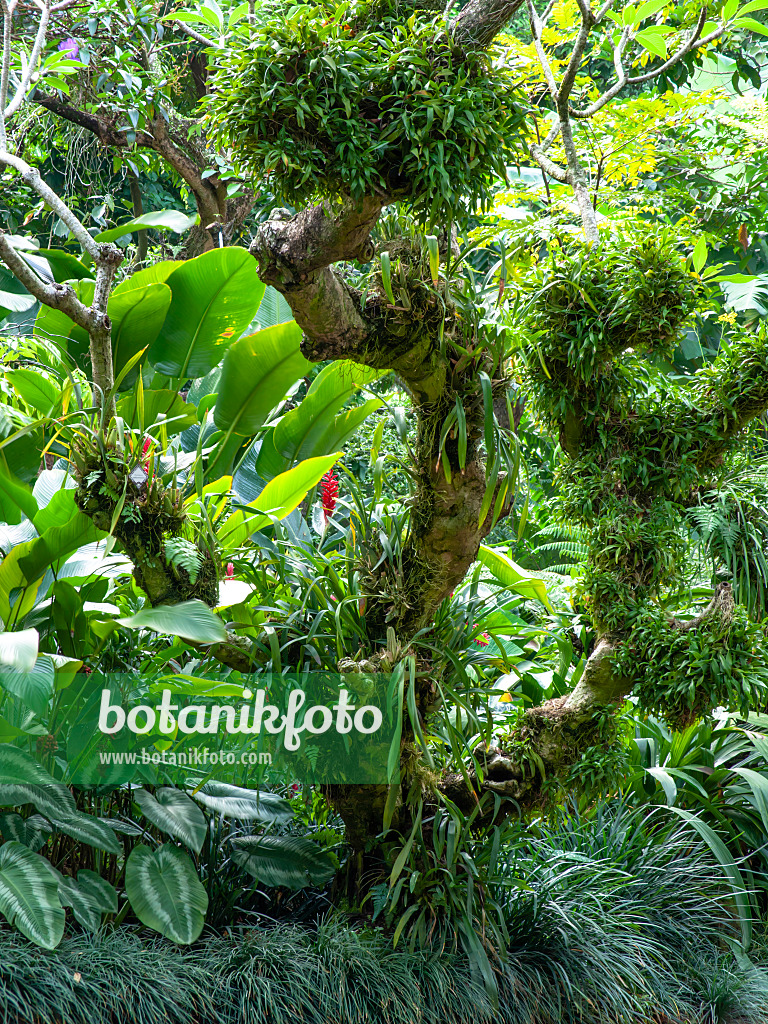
[451,0,526,52]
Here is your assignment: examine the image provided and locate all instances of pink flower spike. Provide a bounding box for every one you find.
[226,562,234,578]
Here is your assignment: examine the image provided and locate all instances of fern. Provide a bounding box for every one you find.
[533,522,589,569]
[164,537,203,584]
[688,464,768,620]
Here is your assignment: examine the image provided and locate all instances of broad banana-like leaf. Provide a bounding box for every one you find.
[230,834,336,889]
[214,321,311,436]
[0,467,38,524]
[219,453,341,549]
[133,787,208,854]
[477,546,552,611]
[108,282,172,381]
[6,369,60,415]
[149,248,265,379]
[116,389,197,432]
[113,599,227,644]
[0,627,39,673]
[0,841,65,948]
[125,843,208,944]
[256,362,383,477]
[95,210,199,244]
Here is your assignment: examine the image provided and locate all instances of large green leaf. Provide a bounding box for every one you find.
[148,248,265,379]
[125,843,208,944]
[255,362,382,476]
[0,841,65,948]
[44,809,122,855]
[17,509,103,583]
[251,284,293,329]
[115,261,184,290]
[36,248,94,283]
[107,282,172,381]
[133,787,208,854]
[0,468,38,524]
[0,744,57,785]
[230,834,336,889]
[6,369,60,415]
[58,869,117,931]
[34,279,94,350]
[114,600,227,643]
[191,781,293,822]
[0,264,36,318]
[214,321,311,436]
[116,390,197,433]
[0,654,55,716]
[95,210,199,244]
[219,453,341,548]
[477,546,553,610]
[0,811,50,852]
[0,628,39,673]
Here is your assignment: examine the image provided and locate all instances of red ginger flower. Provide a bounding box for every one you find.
[321,470,339,519]
[226,562,234,578]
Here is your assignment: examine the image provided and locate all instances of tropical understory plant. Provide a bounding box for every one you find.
[1,0,768,1007]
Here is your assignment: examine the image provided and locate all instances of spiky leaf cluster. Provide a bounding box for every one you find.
[202,0,528,220]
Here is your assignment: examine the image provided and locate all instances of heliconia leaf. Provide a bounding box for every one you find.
[114,600,227,644]
[219,453,342,548]
[477,546,553,610]
[256,362,383,476]
[214,321,311,436]
[0,467,38,525]
[149,248,265,379]
[0,628,39,673]
[94,210,199,244]
[0,841,65,948]
[125,843,208,944]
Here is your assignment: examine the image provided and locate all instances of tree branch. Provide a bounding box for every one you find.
[450,0,526,52]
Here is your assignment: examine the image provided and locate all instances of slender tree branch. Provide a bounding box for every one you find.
[626,10,716,85]
[0,149,100,256]
[4,0,50,119]
[173,20,216,47]
[526,0,560,100]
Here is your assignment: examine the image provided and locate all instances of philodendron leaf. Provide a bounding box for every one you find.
[0,841,65,949]
[133,787,208,854]
[58,869,118,931]
[191,781,293,822]
[230,834,336,889]
[125,843,208,944]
